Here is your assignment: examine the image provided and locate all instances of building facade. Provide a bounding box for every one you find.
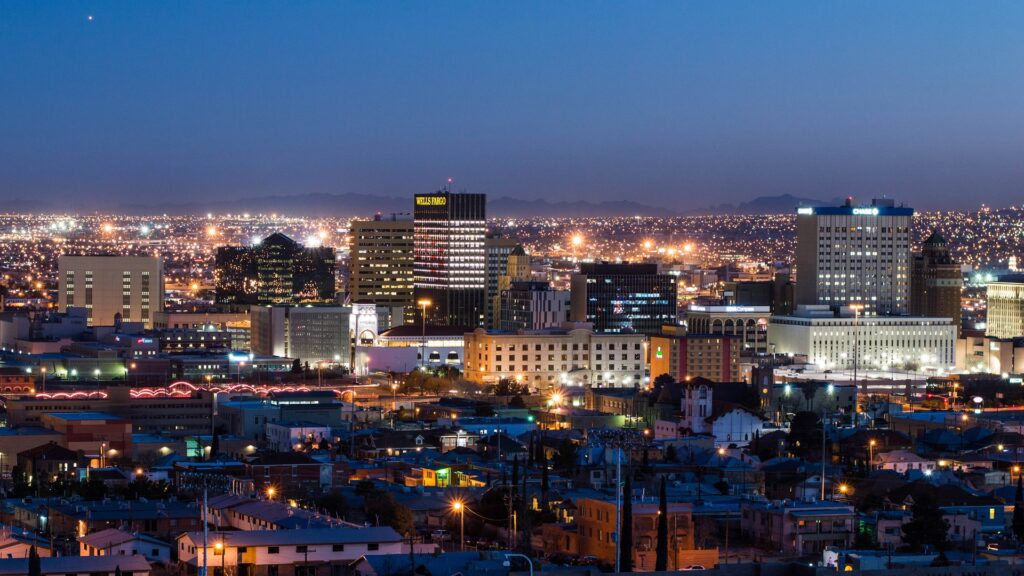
[58,256,164,328]
[911,230,963,335]
[463,323,646,388]
[499,281,570,332]
[986,275,1024,340]
[484,236,521,329]
[768,306,957,370]
[348,216,415,319]
[250,305,350,366]
[413,191,487,327]
[575,498,705,571]
[685,305,770,355]
[215,233,335,306]
[795,198,913,315]
[570,262,677,335]
[649,330,741,383]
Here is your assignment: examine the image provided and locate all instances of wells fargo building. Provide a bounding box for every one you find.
[413,192,487,327]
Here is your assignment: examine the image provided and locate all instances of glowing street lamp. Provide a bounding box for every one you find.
[418,299,432,370]
[451,500,465,551]
[266,486,276,500]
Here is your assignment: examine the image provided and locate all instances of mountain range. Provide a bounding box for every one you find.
[0,192,831,217]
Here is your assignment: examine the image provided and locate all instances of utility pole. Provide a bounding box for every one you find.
[200,479,208,576]
[614,439,622,573]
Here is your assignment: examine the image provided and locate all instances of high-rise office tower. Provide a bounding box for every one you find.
[911,230,963,335]
[499,281,570,332]
[493,245,531,328]
[215,233,335,306]
[58,255,164,328]
[348,215,415,321]
[570,262,677,335]
[413,191,487,327]
[986,275,1024,339]
[484,236,522,328]
[795,198,913,315]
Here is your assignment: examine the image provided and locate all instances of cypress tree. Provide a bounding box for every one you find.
[1014,474,1024,541]
[620,472,633,572]
[28,546,40,576]
[656,476,669,570]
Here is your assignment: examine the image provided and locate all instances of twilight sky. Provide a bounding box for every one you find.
[3,1,1024,211]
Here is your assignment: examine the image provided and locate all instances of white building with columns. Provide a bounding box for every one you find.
[768,305,956,371]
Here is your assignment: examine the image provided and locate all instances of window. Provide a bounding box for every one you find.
[268,546,279,554]
[333,544,345,552]
[368,543,380,551]
[296,545,308,553]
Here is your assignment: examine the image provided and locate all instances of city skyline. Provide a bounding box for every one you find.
[6,2,1024,211]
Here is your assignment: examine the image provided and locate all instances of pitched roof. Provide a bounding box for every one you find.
[0,555,151,575]
[923,229,947,245]
[17,442,80,460]
[181,527,402,547]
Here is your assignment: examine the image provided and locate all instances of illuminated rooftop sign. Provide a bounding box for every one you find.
[416,196,447,206]
[852,207,879,216]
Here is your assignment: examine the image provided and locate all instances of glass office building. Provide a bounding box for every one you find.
[413,192,487,327]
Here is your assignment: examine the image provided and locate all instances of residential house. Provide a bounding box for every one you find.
[177,527,403,575]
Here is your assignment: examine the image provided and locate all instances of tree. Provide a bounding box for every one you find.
[28,546,40,576]
[317,490,349,518]
[653,373,674,387]
[619,473,633,572]
[902,492,950,552]
[495,378,528,396]
[541,458,550,514]
[787,411,822,458]
[655,476,668,571]
[512,456,519,492]
[291,358,302,373]
[527,436,535,467]
[665,444,678,463]
[508,394,526,408]
[553,438,577,471]
[1014,475,1024,541]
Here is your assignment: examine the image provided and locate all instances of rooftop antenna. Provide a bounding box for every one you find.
[445,177,453,193]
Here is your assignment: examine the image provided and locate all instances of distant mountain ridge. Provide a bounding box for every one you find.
[115,193,676,218]
[0,192,833,217]
[698,194,830,215]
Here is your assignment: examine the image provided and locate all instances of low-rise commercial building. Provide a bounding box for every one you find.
[740,499,855,556]
[650,328,741,383]
[463,322,646,388]
[575,497,714,571]
[39,412,131,461]
[177,527,403,573]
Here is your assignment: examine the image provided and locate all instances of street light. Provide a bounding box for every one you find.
[391,382,399,428]
[452,500,465,551]
[266,486,276,500]
[868,439,876,472]
[849,303,864,425]
[418,299,432,370]
[214,540,224,573]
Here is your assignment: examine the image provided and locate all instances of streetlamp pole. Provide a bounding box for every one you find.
[418,299,431,370]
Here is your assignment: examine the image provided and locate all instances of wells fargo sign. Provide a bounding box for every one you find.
[416,196,447,206]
